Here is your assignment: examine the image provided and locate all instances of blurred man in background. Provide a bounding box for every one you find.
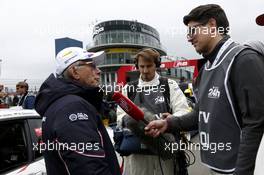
[16,80,35,109]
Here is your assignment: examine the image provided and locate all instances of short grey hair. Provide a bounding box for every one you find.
[61,61,83,80]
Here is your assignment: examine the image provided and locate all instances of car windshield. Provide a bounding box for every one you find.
[0,121,28,173]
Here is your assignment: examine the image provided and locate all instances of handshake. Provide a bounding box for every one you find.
[144,113,172,137]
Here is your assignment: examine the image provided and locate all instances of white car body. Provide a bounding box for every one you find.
[0,109,46,175]
[5,159,46,175]
[0,108,120,175]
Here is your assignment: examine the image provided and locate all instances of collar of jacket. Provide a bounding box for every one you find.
[68,80,104,112]
[138,72,160,87]
[203,35,230,64]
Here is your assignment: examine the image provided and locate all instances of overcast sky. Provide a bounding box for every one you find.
[0,0,263,88]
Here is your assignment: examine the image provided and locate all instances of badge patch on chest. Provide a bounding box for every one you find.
[69,113,89,121]
[154,96,165,104]
[208,86,220,99]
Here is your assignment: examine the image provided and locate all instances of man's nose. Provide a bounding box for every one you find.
[143,67,149,73]
[95,67,101,74]
[187,36,193,43]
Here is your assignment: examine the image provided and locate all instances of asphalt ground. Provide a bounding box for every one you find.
[188,134,211,175]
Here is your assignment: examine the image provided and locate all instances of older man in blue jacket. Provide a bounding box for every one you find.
[35,47,121,175]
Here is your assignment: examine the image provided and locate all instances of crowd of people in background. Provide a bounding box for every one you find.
[0,80,36,109]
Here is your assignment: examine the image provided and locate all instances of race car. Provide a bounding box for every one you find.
[0,109,46,175]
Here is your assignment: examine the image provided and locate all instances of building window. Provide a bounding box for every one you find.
[117,32,123,43]
[111,32,117,43]
[94,30,161,48]
[111,53,118,64]
[106,54,111,64]
[101,33,107,45]
[119,53,124,64]
[106,54,112,64]
[124,32,130,43]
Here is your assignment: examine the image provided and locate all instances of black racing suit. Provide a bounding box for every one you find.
[35,74,121,175]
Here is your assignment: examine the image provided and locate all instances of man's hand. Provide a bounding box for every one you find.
[144,119,168,138]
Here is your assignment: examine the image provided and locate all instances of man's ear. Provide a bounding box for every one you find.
[68,66,80,80]
[208,18,217,27]
[208,18,218,35]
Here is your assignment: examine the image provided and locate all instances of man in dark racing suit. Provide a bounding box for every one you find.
[35,47,121,175]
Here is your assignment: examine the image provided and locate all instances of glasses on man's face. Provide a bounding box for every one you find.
[186,22,207,40]
[78,62,97,69]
